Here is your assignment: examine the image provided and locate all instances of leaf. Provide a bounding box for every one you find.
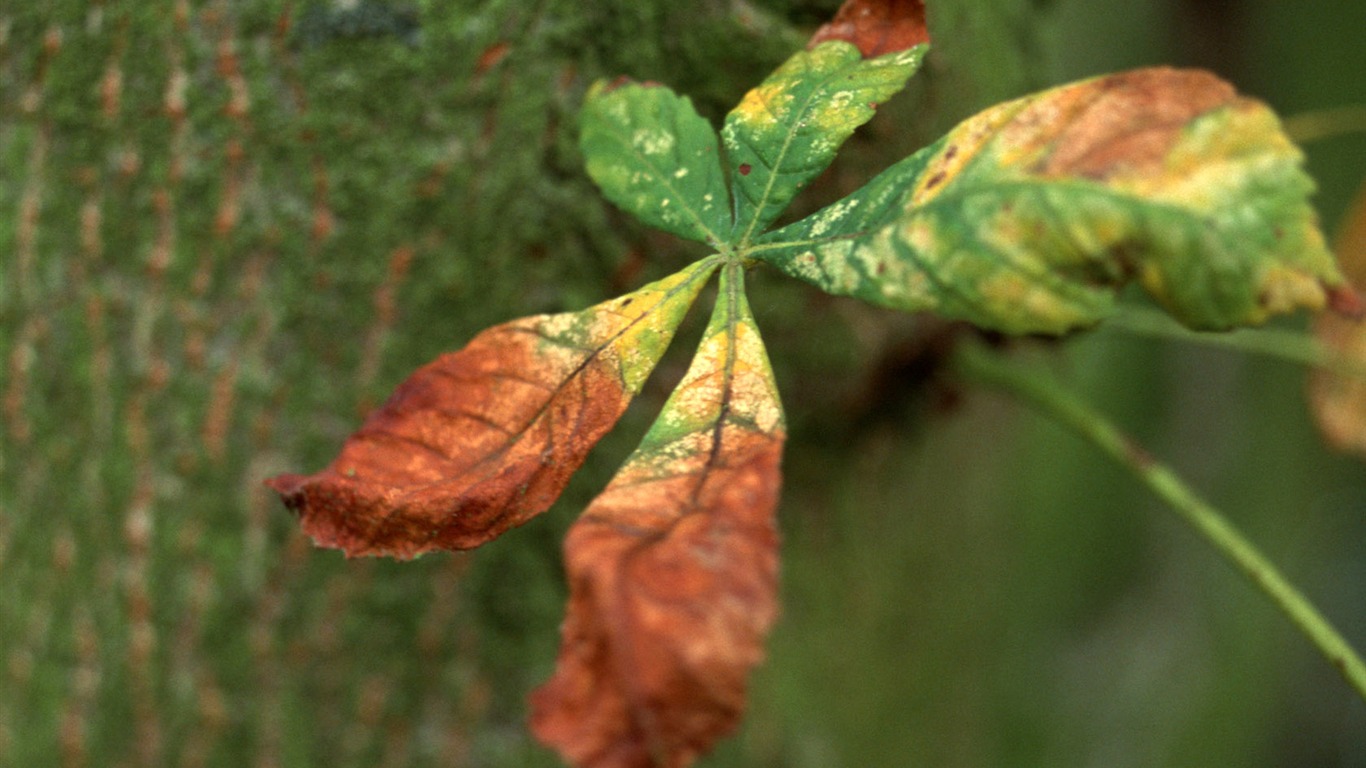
[721,39,929,245]
[581,80,732,245]
[1309,180,1366,455]
[755,68,1348,334]
[266,259,719,558]
[809,0,930,58]
[529,264,786,768]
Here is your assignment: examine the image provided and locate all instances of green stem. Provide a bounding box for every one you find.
[953,340,1366,704]
[1282,105,1366,144]
[1105,307,1366,381]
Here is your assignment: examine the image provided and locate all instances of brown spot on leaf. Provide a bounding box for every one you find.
[738,163,752,176]
[1037,69,1236,180]
[809,0,930,58]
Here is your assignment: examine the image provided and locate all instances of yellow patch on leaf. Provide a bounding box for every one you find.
[729,81,791,128]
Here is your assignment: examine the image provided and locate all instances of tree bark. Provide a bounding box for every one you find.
[0,2,1050,765]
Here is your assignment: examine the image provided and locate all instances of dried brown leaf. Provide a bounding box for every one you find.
[530,267,785,767]
[267,262,715,558]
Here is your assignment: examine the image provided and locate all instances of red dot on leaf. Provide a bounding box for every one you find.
[738,164,752,176]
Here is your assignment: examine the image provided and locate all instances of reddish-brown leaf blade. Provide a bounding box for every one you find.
[266,260,718,558]
[530,265,785,768]
[1310,181,1366,455]
[809,0,930,58]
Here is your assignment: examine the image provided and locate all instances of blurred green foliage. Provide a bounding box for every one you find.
[1,1,1362,766]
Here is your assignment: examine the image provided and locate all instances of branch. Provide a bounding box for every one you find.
[952,340,1366,704]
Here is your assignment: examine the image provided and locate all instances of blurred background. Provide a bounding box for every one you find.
[2,0,1363,765]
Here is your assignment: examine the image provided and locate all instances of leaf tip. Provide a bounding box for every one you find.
[1327,283,1366,320]
[595,76,669,96]
[264,472,309,502]
[809,0,930,58]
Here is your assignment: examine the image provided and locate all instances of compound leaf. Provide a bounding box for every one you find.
[722,37,928,245]
[530,264,786,768]
[755,68,1347,334]
[581,80,732,245]
[266,258,719,558]
[1309,180,1366,456]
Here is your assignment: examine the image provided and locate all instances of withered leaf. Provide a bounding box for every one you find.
[1309,180,1366,455]
[809,0,930,58]
[757,68,1347,334]
[530,264,786,768]
[267,259,718,558]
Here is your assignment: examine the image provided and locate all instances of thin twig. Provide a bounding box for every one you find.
[952,340,1366,704]
[1282,105,1366,145]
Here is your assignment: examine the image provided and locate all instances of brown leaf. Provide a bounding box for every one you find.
[267,262,716,558]
[809,0,930,58]
[1310,181,1366,455]
[530,266,785,767]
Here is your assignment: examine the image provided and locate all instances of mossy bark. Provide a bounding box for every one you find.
[0,2,1050,765]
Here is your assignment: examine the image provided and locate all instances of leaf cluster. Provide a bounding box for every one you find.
[269,1,1352,765]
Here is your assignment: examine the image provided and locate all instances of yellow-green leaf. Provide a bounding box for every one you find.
[722,40,928,246]
[755,68,1347,334]
[581,80,732,245]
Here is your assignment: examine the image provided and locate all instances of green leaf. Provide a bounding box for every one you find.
[754,68,1348,334]
[580,80,732,245]
[722,40,928,246]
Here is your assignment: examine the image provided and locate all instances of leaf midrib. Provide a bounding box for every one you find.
[732,54,865,248]
[749,174,1262,259]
